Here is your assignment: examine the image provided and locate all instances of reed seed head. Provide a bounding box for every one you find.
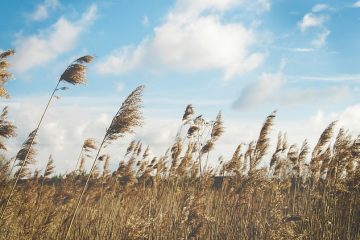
[59,55,94,85]
[105,85,144,143]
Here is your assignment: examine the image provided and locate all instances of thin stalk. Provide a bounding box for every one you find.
[74,146,84,172]
[0,80,60,221]
[36,160,50,206]
[0,157,15,201]
[64,99,132,239]
[7,157,16,177]
[64,135,106,239]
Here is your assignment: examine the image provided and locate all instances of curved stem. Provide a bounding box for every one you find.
[64,98,125,239]
[0,80,60,221]
[64,135,106,240]
[0,157,15,201]
[74,146,84,172]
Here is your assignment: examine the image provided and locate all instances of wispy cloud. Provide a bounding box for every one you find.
[312,28,331,48]
[287,74,360,82]
[353,1,360,8]
[142,15,149,27]
[312,4,330,13]
[11,4,97,74]
[233,73,352,110]
[232,72,285,110]
[30,0,60,21]
[292,48,316,52]
[298,5,331,48]
[298,13,327,32]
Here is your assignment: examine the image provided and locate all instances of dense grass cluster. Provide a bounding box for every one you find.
[0,49,359,239]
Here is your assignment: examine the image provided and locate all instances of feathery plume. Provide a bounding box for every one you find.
[183,104,195,122]
[0,106,17,150]
[105,85,144,143]
[83,138,97,151]
[225,144,242,174]
[15,129,38,170]
[171,137,182,172]
[251,111,276,172]
[312,121,337,158]
[65,85,145,239]
[142,145,150,159]
[0,49,15,98]
[210,111,224,141]
[0,129,37,220]
[79,157,85,172]
[60,55,94,85]
[74,138,96,172]
[102,155,111,178]
[44,155,55,179]
[126,140,136,156]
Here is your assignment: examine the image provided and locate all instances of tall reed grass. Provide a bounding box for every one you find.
[0,49,359,239]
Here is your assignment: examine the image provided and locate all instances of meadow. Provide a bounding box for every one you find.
[0,49,359,239]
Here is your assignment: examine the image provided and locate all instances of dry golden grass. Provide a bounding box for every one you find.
[0,105,359,239]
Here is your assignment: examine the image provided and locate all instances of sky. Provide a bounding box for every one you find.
[1,0,360,173]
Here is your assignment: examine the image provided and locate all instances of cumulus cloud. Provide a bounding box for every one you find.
[95,0,266,81]
[95,44,145,75]
[30,0,60,21]
[308,104,360,136]
[11,4,97,74]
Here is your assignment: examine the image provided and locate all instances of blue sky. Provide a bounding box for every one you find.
[1,0,360,172]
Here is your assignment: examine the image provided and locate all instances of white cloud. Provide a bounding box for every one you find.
[298,13,327,32]
[175,0,243,14]
[353,1,360,8]
[308,104,360,136]
[142,15,149,27]
[292,48,316,52]
[298,5,331,49]
[11,4,97,74]
[149,15,264,80]
[95,0,265,81]
[4,94,360,174]
[312,28,331,48]
[30,0,60,21]
[95,44,145,75]
[312,4,329,12]
[232,72,285,109]
[0,95,286,172]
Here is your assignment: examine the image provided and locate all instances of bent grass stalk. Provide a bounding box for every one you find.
[65,85,144,239]
[0,56,93,221]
